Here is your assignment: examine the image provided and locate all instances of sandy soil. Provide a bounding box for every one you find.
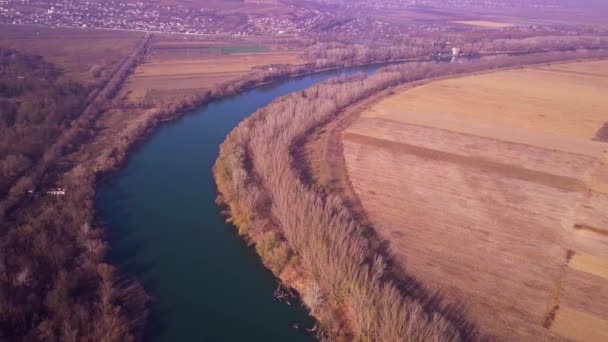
[342,61,608,340]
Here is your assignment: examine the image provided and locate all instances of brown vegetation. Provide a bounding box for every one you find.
[0,34,151,340]
[214,50,608,340]
[305,35,608,69]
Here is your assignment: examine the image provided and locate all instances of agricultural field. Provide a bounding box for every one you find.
[452,20,515,28]
[123,38,306,102]
[0,24,143,83]
[341,61,608,340]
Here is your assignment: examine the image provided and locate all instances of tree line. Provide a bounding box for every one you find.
[0,39,151,340]
[214,49,608,340]
[304,34,608,69]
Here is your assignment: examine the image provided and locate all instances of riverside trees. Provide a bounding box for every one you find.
[214,49,608,340]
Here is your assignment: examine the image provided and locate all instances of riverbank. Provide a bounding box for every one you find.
[26,48,426,341]
[213,49,608,340]
[97,66,395,341]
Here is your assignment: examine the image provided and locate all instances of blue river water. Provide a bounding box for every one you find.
[97,64,379,341]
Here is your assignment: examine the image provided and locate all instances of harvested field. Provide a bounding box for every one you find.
[137,53,303,77]
[372,10,458,24]
[552,307,608,341]
[150,44,270,60]
[569,253,608,280]
[452,20,515,28]
[341,61,608,340]
[367,63,608,140]
[123,46,306,102]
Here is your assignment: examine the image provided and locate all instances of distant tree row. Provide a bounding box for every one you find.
[303,35,608,69]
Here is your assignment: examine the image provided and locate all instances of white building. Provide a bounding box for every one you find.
[47,188,67,196]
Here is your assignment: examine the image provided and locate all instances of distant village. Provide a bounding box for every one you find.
[0,0,348,36]
[0,0,553,38]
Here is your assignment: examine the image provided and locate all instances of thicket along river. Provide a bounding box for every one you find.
[97,65,379,341]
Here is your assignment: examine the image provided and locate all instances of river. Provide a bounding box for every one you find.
[96,65,380,341]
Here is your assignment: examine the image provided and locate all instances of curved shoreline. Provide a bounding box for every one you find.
[91,49,608,340]
[212,50,608,340]
[95,64,390,340]
[88,58,410,341]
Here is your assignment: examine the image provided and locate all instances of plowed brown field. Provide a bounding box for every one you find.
[342,61,608,340]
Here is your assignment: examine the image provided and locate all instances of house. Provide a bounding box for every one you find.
[46,188,67,196]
